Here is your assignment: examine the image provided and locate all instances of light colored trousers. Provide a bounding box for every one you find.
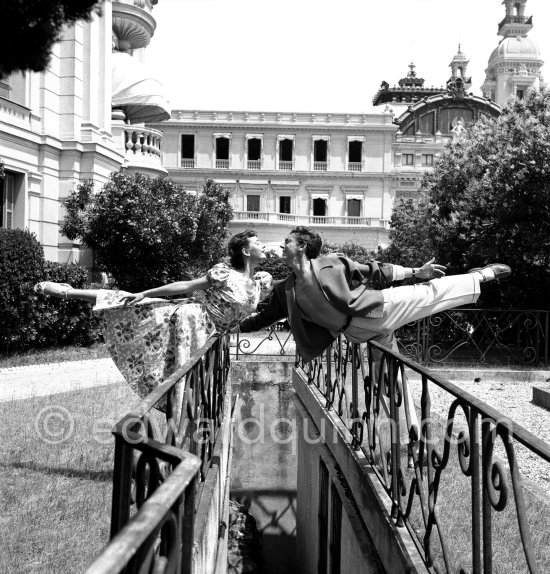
[346,274,481,443]
[345,274,481,342]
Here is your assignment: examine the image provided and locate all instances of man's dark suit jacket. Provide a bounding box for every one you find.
[239,254,397,361]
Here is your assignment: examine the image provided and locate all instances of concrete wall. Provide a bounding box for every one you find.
[193,384,233,573]
[293,368,430,574]
[294,396,386,574]
[230,360,298,574]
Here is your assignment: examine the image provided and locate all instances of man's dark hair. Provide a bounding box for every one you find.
[290,226,322,259]
[228,229,257,269]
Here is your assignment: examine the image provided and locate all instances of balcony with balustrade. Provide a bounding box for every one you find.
[216,159,230,169]
[232,211,390,228]
[313,161,328,171]
[180,158,195,168]
[247,160,261,170]
[278,160,294,171]
[498,13,533,34]
[119,125,167,175]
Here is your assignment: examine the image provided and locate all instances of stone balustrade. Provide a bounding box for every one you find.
[121,125,166,174]
[232,211,390,228]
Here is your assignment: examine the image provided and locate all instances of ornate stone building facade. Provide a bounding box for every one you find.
[0,0,169,264]
[152,110,397,250]
[159,0,547,252]
[373,53,502,200]
[1,0,545,261]
[155,43,505,251]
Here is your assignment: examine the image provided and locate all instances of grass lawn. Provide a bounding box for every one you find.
[0,383,139,573]
[0,343,110,370]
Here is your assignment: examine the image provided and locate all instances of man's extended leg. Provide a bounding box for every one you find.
[347,273,481,338]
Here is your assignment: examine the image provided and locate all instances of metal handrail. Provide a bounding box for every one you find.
[107,334,230,540]
[234,309,549,365]
[234,323,294,358]
[85,458,201,574]
[298,337,550,573]
[398,307,549,365]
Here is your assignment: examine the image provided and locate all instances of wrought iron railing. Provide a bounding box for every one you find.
[397,308,549,365]
[298,337,550,573]
[88,334,230,570]
[234,323,294,358]
[235,309,549,365]
[85,459,200,574]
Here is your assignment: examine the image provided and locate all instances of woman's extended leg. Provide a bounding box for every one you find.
[34,282,99,304]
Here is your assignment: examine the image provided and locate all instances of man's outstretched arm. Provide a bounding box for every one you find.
[356,258,446,284]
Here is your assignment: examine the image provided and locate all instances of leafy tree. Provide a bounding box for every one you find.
[387,87,550,309]
[378,196,435,267]
[1,0,102,75]
[321,239,378,263]
[62,172,233,291]
[188,179,234,276]
[256,251,291,281]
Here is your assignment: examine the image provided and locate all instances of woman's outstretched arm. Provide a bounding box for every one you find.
[120,276,211,305]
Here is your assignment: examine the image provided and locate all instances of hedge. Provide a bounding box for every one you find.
[0,229,100,352]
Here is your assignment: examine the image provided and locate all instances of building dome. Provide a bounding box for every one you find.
[488,36,541,66]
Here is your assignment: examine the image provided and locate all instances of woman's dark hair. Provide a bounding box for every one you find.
[228,229,257,269]
[290,226,322,259]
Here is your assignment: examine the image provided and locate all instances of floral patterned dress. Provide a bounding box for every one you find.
[93,263,272,402]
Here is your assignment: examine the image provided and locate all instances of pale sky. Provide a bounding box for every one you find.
[144,0,550,113]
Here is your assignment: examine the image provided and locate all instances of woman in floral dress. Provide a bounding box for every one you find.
[34,230,272,401]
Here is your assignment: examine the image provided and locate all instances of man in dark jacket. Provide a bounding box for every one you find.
[239,226,510,362]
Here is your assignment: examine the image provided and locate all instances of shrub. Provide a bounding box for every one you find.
[255,251,291,281]
[34,262,101,348]
[0,229,45,350]
[62,173,234,291]
[321,240,378,264]
[0,229,99,352]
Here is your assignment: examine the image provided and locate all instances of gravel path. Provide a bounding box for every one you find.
[407,372,550,496]
[0,358,124,403]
